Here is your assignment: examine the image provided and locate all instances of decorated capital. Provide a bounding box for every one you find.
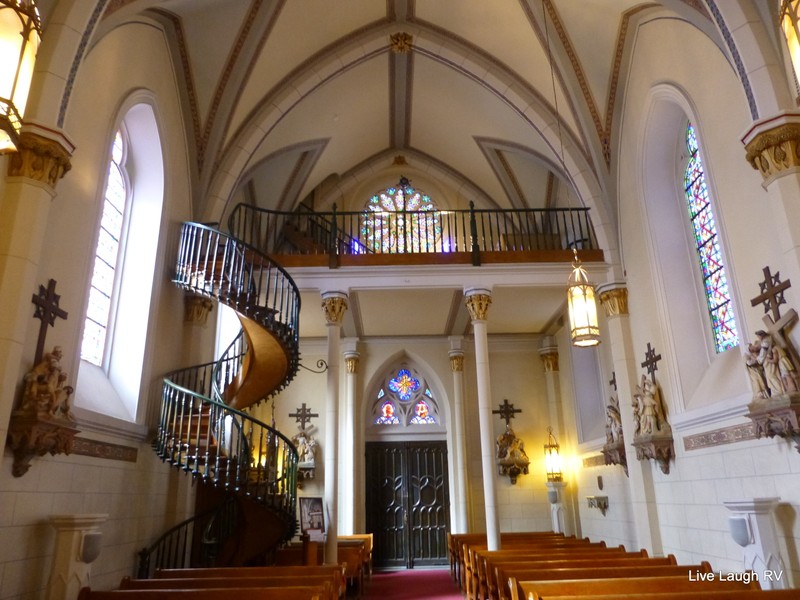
[184,295,214,325]
[345,352,360,374]
[449,351,464,372]
[7,129,74,188]
[321,292,348,326]
[598,286,629,317]
[465,289,492,321]
[540,351,559,373]
[742,115,800,182]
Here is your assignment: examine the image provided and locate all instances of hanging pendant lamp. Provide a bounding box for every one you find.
[567,248,600,347]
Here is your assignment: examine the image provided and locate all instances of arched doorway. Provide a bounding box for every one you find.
[364,364,450,569]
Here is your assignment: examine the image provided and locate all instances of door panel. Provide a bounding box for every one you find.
[366,441,450,569]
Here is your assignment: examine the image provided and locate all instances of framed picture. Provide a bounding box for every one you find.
[299,496,325,532]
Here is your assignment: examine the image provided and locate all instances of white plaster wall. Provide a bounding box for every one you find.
[564,12,800,585]
[0,19,197,600]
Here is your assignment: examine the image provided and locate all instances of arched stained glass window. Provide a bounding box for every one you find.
[81,129,127,366]
[683,122,739,353]
[372,365,440,426]
[361,177,442,253]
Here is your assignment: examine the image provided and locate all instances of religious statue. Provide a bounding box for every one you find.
[495,424,530,484]
[293,429,318,467]
[602,385,627,476]
[632,375,668,435]
[21,346,74,421]
[605,396,623,444]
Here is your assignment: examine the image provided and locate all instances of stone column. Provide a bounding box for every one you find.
[47,513,108,600]
[538,341,575,536]
[449,340,469,533]
[723,498,787,589]
[321,291,348,563]
[0,126,73,444]
[597,284,663,555]
[742,113,800,302]
[464,288,500,550]
[341,347,359,535]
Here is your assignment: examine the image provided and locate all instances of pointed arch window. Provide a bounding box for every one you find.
[683,122,739,353]
[81,129,127,365]
[372,366,439,426]
[361,177,442,253]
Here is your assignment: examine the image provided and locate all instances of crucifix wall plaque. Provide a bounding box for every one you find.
[631,343,674,474]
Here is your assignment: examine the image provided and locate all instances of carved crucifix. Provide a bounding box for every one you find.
[609,371,617,391]
[492,398,522,426]
[641,343,662,383]
[31,279,68,364]
[289,403,319,431]
[750,266,799,366]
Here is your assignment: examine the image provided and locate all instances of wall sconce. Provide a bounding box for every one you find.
[567,249,601,347]
[544,427,563,483]
[587,496,609,516]
[0,0,41,153]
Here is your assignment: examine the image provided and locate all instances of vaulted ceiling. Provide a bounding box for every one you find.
[86,0,731,338]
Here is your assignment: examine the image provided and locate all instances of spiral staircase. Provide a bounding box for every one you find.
[143,222,302,575]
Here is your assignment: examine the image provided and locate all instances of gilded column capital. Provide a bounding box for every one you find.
[449,351,464,372]
[742,118,800,182]
[7,129,74,188]
[465,289,492,321]
[598,286,629,317]
[540,351,559,373]
[345,352,359,374]
[321,292,348,325]
[183,295,214,325]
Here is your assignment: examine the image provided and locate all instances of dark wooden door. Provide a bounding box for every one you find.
[365,441,450,569]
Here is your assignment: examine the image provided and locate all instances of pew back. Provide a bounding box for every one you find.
[78,586,325,600]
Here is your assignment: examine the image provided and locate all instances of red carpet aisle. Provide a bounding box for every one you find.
[361,568,463,599]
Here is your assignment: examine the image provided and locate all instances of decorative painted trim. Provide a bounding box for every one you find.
[58,1,109,128]
[705,0,758,120]
[71,437,138,462]
[682,422,756,451]
[583,454,606,467]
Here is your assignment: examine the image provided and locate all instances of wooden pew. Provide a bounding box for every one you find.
[477,555,676,600]
[470,545,632,600]
[337,540,366,599]
[78,586,326,600]
[449,532,567,582]
[120,575,337,600]
[461,537,600,595]
[534,591,800,600]
[504,563,714,600]
[338,534,373,578]
[154,565,346,598]
[478,550,646,600]
[519,575,759,600]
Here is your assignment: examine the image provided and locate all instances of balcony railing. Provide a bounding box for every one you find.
[227,203,600,267]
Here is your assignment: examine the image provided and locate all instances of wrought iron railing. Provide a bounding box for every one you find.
[156,372,299,519]
[227,202,598,265]
[150,221,303,557]
[136,497,239,578]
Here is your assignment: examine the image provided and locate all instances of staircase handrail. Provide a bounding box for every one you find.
[174,222,301,386]
[157,375,299,526]
[136,496,239,578]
